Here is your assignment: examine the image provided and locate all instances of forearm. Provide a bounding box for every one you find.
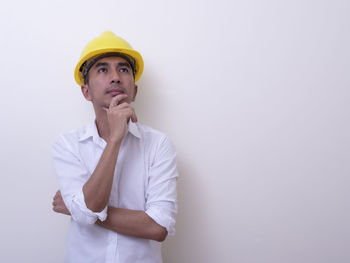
[96,207,168,242]
[52,195,167,242]
[83,140,121,212]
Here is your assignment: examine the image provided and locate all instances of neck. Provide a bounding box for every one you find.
[94,107,110,142]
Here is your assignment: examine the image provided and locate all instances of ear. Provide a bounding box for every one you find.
[131,85,138,102]
[81,84,92,101]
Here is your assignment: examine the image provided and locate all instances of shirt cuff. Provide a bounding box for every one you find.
[70,190,108,225]
[145,205,176,236]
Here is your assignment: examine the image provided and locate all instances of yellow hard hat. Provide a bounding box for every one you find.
[74,31,144,86]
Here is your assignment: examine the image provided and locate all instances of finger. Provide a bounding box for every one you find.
[54,190,60,198]
[110,94,128,108]
[117,102,130,108]
[122,108,138,123]
[106,102,129,112]
[131,110,138,123]
[125,106,137,122]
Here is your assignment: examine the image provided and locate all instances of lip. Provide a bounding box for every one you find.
[106,88,124,96]
[108,91,123,96]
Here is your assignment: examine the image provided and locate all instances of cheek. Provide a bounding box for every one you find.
[89,73,108,85]
[127,87,136,100]
[89,80,105,94]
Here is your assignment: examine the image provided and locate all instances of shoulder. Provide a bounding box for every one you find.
[135,123,176,157]
[52,124,91,153]
[135,123,170,146]
[136,123,167,140]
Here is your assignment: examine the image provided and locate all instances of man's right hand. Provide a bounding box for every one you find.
[103,94,138,143]
[52,190,71,215]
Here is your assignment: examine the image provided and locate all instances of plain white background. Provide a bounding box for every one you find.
[0,0,349,262]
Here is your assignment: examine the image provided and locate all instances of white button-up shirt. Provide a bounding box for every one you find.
[52,121,178,263]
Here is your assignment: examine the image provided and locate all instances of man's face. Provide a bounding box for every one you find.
[81,56,137,109]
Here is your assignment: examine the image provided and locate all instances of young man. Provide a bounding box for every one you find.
[52,31,178,263]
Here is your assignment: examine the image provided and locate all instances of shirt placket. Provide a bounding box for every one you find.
[106,137,126,263]
[92,137,118,263]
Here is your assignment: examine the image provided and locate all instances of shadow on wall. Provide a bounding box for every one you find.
[135,67,206,261]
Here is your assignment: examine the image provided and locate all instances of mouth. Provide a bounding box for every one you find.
[106,88,125,96]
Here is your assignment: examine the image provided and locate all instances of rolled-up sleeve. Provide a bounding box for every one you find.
[145,136,178,236]
[52,136,107,225]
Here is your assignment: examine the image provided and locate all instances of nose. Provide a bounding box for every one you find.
[110,68,121,84]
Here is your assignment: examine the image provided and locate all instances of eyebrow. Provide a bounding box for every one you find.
[94,62,109,68]
[117,62,132,69]
[94,61,132,69]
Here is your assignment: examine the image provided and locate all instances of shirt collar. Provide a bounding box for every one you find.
[78,121,101,144]
[128,121,142,139]
[78,120,141,143]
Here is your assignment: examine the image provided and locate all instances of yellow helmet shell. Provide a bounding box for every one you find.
[74,31,144,86]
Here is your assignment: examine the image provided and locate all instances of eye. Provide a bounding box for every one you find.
[97,67,108,73]
[119,67,129,73]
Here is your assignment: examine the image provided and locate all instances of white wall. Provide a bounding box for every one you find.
[0,0,349,262]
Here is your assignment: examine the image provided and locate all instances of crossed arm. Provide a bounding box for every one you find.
[52,191,168,242]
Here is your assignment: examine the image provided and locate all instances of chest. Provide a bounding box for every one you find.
[79,136,152,210]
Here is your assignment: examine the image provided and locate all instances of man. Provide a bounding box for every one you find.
[52,31,178,263]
